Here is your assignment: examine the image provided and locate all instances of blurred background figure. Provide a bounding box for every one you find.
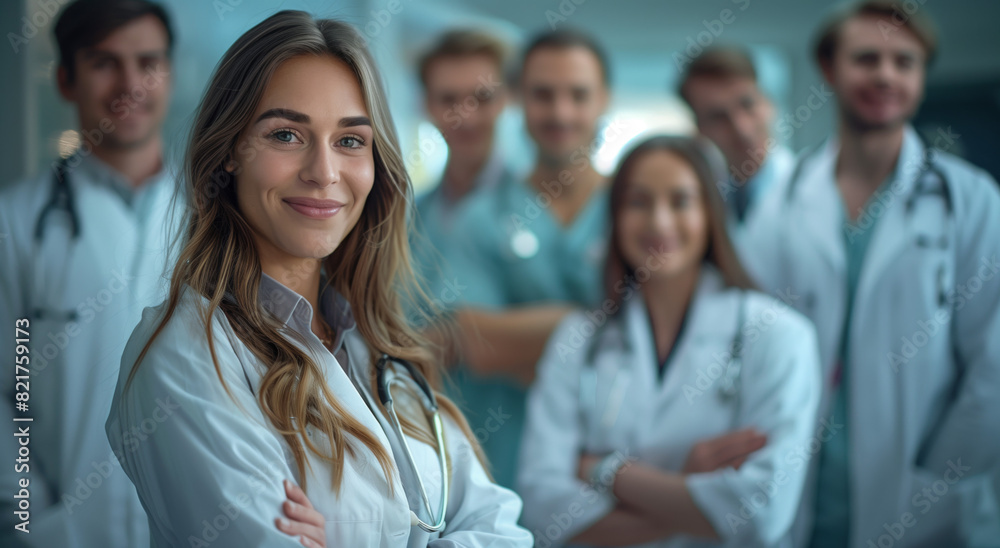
[677,46,794,256]
[441,28,613,490]
[1,0,999,546]
[411,28,511,305]
[0,0,177,546]
[518,135,821,547]
[4,0,999,188]
[743,2,1000,546]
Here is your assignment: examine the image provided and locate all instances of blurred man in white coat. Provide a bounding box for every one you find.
[678,46,795,257]
[0,1,177,545]
[744,2,1000,546]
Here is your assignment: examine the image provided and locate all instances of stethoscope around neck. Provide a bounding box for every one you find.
[783,133,955,307]
[34,157,81,243]
[29,157,81,323]
[374,354,449,533]
[581,290,748,416]
[784,134,954,221]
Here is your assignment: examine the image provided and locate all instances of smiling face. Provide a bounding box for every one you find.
[233,54,375,268]
[824,14,927,131]
[424,54,507,160]
[617,149,709,280]
[58,14,172,149]
[521,46,608,165]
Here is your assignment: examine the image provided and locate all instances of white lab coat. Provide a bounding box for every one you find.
[725,146,795,268]
[105,273,533,547]
[0,153,176,547]
[518,266,821,547]
[743,125,1000,547]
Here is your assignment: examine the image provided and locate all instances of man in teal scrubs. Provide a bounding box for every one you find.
[411,29,511,305]
[445,29,613,489]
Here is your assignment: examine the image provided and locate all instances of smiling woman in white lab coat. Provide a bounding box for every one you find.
[518,136,821,547]
[103,11,531,548]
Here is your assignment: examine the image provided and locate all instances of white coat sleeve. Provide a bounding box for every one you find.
[428,416,533,547]
[105,302,303,548]
[685,303,822,546]
[921,168,1000,475]
[516,313,616,547]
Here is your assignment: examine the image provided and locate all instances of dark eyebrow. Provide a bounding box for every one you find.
[254,110,370,128]
[339,116,371,128]
[255,108,309,124]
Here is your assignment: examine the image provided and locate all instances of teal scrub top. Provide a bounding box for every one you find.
[410,155,510,308]
[810,167,899,548]
[444,175,610,489]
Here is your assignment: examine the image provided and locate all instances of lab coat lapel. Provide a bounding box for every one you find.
[791,139,848,279]
[624,267,725,401]
[854,125,923,303]
[341,333,436,543]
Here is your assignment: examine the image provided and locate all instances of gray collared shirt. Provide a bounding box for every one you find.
[258,273,356,374]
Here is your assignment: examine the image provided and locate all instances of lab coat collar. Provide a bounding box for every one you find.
[622,264,727,386]
[852,125,928,305]
[729,145,794,222]
[70,151,173,207]
[257,273,357,353]
[793,124,926,280]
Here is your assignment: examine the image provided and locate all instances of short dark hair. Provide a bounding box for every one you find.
[54,0,174,83]
[677,46,757,107]
[418,29,509,89]
[521,28,610,86]
[813,0,938,68]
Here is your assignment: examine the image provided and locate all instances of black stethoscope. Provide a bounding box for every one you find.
[784,134,953,220]
[784,133,955,307]
[34,157,81,242]
[31,157,81,322]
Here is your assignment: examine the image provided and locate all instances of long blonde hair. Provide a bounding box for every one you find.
[126,10,482,494]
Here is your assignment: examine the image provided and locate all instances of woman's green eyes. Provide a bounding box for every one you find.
[267,129,366,149]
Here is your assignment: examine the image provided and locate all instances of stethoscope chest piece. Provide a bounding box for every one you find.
[510,228,539,259]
